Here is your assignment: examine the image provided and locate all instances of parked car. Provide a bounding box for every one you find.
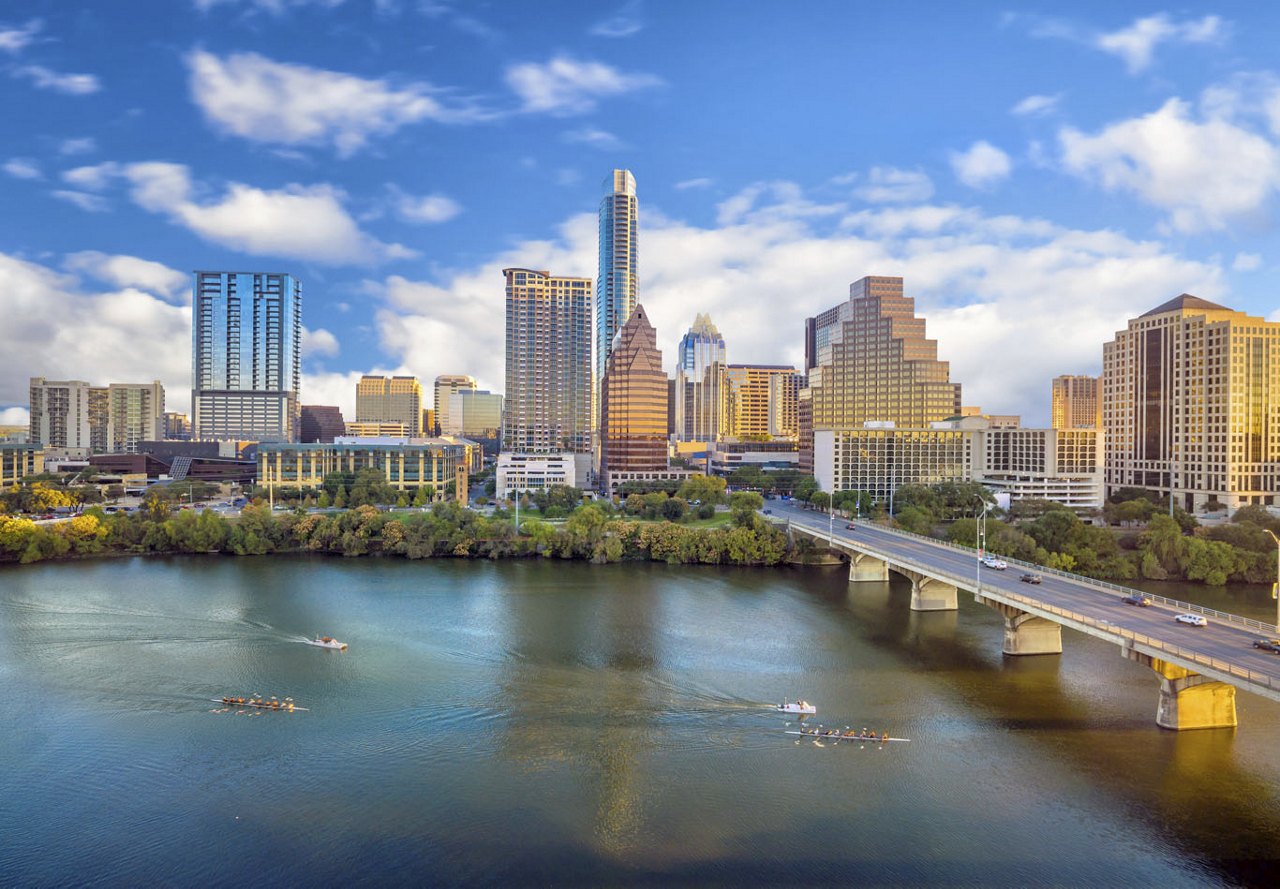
[981,556,1007,570]
[1020,573,1042,584]
[1174,613,1208,627]
[1252,638,1280,653]
[1121,594,1152,607]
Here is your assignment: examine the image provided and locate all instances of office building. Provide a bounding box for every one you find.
[974,425,1103,510]
[496,452,583,497]
[446,390,503,438]
[355,375,423,436]
[258,437,469,498]
[434,375,476,440]
[345,421,408,437]
[596,170,639,421]
[299,405,346,443]
[599,305,689,492]
[802,275,961,472]
[1103,294,1280,511]
[1,443,43,486]
[502,268,593,453]
[725,364,802,439]
[164,412,192,441]
[192,271,301,442]
[28,378,93,452]
[1052,375,1102,429]
[673,314,729,444]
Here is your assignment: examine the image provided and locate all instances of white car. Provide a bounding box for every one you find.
[1174,613,1208,627]
[981,556,1007,570]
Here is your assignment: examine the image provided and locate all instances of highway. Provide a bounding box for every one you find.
[768,499,1280,703]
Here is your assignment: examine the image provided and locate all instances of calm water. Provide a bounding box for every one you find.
[2,556,1279,886]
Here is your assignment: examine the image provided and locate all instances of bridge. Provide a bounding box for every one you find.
[769,500,1280,731]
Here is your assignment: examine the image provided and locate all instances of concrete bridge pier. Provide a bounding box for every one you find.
[980,599,1063,656]
[848,552,889,583]
[900,569,957,611]
[1124,649,1237,731]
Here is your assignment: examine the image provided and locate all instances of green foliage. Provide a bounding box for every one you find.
[894,506,934,536]
[792,476,819,502]
[676,474,727,506]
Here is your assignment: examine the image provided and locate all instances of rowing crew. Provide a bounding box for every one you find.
[221,696,295,712]
[800,727,889,741]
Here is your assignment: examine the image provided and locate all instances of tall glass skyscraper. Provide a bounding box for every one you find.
[192,271,301,442]
[596,169,639,418]
[673,314,728,443]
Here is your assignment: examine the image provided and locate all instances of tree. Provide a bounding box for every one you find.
[895,506,934,536]
[809,492,830,511]
[793,476,819,502]
[676,474,727,506]
[728,491,764,528]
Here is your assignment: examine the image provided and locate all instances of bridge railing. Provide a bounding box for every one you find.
[780,507,1279,636]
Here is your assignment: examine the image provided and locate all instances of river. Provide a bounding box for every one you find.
[2,556,1278,885]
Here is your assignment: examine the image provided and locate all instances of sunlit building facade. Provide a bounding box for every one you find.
[673,314,728,444]
[1,443,44,486]
[257,438,468,497]
[28,378,93,452]
[726,364,802,440]
[356,375,423,436]
[192,271,301,442]
[502,268,593,453]
[1051,375,1102,429]
[599,305,688,492]
[433,375,476,442]
[106,381,166,453]
[1103,294,1280,511]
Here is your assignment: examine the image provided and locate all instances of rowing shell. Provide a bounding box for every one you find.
[211,698,309,711]
[786,731,909,743]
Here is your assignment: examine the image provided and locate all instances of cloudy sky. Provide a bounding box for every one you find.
[2,1,1278,428]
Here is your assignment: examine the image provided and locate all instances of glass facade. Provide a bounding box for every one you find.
[356,375,423,436]
[192,271,300,442]
[596,170,639,426]
[600,305,672,485]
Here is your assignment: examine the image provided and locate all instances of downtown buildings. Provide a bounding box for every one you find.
[355,375,424,437]
[1102,295,1280,511]
[1052,375,1102,429]
[191,271,301,442]
[29,377,165,455]
[596,169,639,412]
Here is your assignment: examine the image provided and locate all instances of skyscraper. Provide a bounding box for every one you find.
[600,305,685,491]
[1051,375,1102,429]
[434,374,476,438]
[596,170,639,416]
[106,381,165,453]
[28,378,93,451]
[192,271,301,442]
[1103,294,1279,511]
[299,405,346,443]
[673,314,728,443]
[725,364,802,439]
[802,275,962,475]
[356,375,423,436]
[502,268,593,453]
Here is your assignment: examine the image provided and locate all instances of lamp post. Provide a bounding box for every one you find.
[1265,529,1280,631]
[828,491,834,545]
[975,497,989,596]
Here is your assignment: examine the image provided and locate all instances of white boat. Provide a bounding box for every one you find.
[307,635,348,650]
[776,699,816,715]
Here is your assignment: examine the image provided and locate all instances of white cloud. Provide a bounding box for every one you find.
[854,167,934,203]
[75,161,415,264]
[1096,14,1225,74]
[590,1,644,38]
[363,186,1220,426]
[0,19,40,53]
[1011,94,1061,117]
[3,158,40,179]
[0,406,29,426]
[59,137,97,155]
[391,188,461,224]
[13,64,101,95]
[675,177,713,190]
[1059,97,1280,232]
[715,181,845,226]
[187,50,487,157]
[64,251,189,303]
[505,55,661,115]
[51,189,109,212]
[563,127,624,150]
[301,326,340,359]
[1232,252,1262,272]
[949,141,1012,189]
[193,0,345,13]
[0,252,192,415]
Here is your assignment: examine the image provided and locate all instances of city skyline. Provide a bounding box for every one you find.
[3,2,1280,430]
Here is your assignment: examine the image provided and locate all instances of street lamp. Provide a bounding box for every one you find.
[975,497,989,596]
[1265,529,1280,631]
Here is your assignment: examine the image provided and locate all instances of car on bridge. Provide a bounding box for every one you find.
[1174,613,1209,627]
[981,556,1007,570]
[1020,573,1042,584]
[1121,594,1152,607]
[1252,638,1280,653]
[845,522,856,529]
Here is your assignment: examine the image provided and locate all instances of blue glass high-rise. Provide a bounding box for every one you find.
[595,170,638,429]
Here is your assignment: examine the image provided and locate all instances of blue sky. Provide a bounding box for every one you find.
[2,0,1278,428]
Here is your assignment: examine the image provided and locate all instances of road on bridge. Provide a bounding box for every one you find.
[768,500,1280,696]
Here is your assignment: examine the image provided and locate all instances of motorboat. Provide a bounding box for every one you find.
[214,695,306,712]
[307,635,348,650]
[776,699,817,715]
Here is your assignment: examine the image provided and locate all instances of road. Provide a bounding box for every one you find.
[768,500,1280,698]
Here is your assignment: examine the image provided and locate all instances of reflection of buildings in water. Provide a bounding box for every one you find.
[494,565,663,858]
